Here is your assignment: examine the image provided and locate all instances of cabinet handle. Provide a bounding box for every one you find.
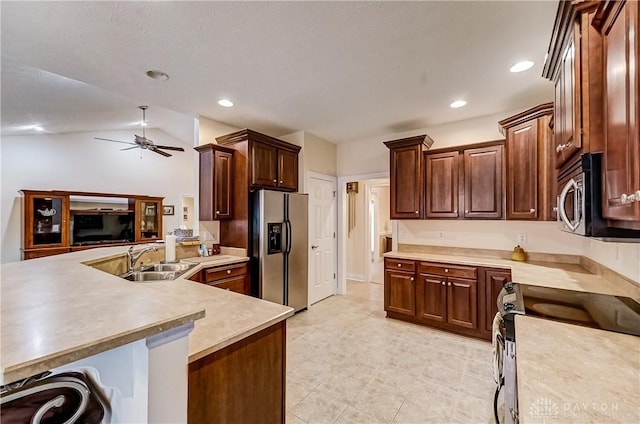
[415,210,419,214]
[227,269,232,274]
[444,268,448,273]
[556,142,571,152]
[397,263,402,267]
[552,207,558,212]
[621,190,640,204]
[410,277,414,282]
[273,179,277,183]
[464,210,468,214]
[216,210,220,214]
[441,281,445,286]
[279,180,283,184]
[530,208,536,213]
[448,282,451,287]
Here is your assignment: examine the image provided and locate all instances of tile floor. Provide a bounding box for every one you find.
[286,281,498,424]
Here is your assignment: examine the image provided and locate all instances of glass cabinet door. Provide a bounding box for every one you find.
[32,196,65,246]
[139,200,161,240]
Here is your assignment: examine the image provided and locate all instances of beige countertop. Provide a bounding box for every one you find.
[1,246,293,384]
[515,315,640,423]
[384,251,633,297]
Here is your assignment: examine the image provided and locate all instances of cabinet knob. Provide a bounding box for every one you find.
[415,210,419,214]
[454,210,458,214]
[227,269,231,274]
[441,281,445,286]
[279,180,283,184]
[410,277,414,282]
[464,210,468,214]
[448,282,452,287]
[552,207,558,212]
[529,208,536,213]
[273,179,277,183]
[216,210,220,214]
[397,263,402,267]
[444,268,448,273]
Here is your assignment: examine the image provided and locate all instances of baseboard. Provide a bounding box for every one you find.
[346,273,364,282]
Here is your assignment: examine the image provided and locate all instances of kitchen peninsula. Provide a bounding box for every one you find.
[1,245,294,423]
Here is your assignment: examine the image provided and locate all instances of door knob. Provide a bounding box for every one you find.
[311,245,319,249]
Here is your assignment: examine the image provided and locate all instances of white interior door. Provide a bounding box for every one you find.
[308,174,337,305]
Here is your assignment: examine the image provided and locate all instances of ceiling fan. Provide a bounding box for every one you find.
[94,106,185,157]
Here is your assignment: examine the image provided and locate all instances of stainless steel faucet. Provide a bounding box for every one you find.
[127,246,158,272]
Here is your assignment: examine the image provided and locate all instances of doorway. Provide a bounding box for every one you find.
[364,181,390,284]
[306,172,338,305]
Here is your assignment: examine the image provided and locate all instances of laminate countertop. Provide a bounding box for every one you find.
[0,246,293,384]
[383,251,636,298]
[515,315,640,423]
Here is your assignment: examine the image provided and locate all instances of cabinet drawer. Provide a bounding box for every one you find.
[203,263,248,283]
[207,275,248,294]
[384,258,416,272]
[419,262,477,279]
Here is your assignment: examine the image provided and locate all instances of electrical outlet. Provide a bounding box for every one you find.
[438,231,445,239]
[517,233,527,244]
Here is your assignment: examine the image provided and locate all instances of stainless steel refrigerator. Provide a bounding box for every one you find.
[252,190,308,312]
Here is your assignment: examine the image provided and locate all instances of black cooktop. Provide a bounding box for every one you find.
[498,282,640,341]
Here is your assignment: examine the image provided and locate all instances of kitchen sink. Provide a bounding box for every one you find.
[120,262,196,282]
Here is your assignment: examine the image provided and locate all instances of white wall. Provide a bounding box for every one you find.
[1,129,196,263]
[582,239,640,283]
[197,116,240,146]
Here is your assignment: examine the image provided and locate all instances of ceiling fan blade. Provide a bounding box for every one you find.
[120,146,140,151]
[149,147,172,157]
[154,145,185,152]
[94,137,137,146]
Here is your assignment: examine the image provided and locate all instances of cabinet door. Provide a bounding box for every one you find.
[214,150,233,219]
[446,277,477,330]
[506,120,539,220]
[390,145,423,219]
[137,199,162,241]
[556,36,581,168]
[464,145,503,219]
[384,270,416,316]
[208,275,249,295]
[483,269,511,333]
[416,274,447,323]
[278,149,298,191]
[425,151,459,218]
[251,141,278,188]
[601,1,640,223]
[24,193,69,249]
[198,147,215,221]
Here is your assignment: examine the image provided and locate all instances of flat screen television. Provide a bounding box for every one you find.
[71,212,135,245]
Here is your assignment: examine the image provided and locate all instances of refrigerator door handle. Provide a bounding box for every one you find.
[285,220,292,254]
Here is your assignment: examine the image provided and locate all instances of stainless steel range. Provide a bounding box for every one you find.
[493,282,640,424]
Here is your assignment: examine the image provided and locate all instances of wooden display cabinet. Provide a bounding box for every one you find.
[22,191,70,259]
[134,198,163,241]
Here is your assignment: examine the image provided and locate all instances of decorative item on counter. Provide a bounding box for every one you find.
[165,233,177,262]
[212,244,221,255]
[511,245,527,262]
[173,228,198,242]
[199,243,209,257]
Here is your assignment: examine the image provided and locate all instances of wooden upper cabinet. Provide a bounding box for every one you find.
[464,144,504,219]
[425,151,459,218]
[593,0,640,226]
[22,191,70,250]
[278,149,298,191]
[543,1,604,170]
[499,103,556,221]
[384,134,434,219]
[424,141,505,220]
[195,144,234,221]
[251,141,279,188]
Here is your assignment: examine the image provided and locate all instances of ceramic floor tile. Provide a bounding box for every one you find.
[290,390,348,424]
[287,412,309,424]
[336,406,384,424]
[351,385,405,423]
[286,281,496,424]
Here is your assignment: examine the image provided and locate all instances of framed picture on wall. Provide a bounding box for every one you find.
[163,205,175,215]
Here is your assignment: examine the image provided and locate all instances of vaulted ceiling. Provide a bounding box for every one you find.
[1,1,557,144]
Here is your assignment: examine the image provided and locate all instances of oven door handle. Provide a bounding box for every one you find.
[559,178,580,232]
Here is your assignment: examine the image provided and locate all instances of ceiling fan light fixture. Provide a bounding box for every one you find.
[218,99,234,108]
[146,70,169,81]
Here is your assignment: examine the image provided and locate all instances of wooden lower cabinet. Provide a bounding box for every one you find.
[188,321,286,424]
[385,258,509,340]
[384,270,416,317]
[188,262,250,295]
[23,247,70,260]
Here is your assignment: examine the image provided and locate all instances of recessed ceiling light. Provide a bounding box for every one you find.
[450,100,467,109]
[218,99,234,108]
[146,70,170,81]
[510,60,535,73]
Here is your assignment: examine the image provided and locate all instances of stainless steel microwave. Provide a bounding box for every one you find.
[557,153,640,240]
